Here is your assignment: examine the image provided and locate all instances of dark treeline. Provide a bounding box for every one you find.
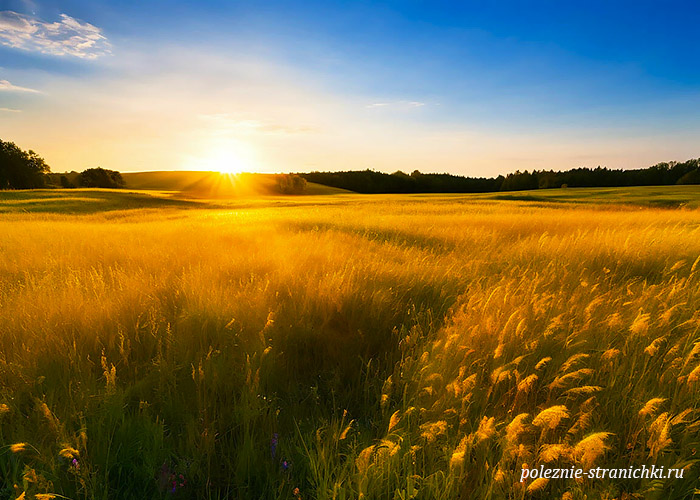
[302,170,502,194]
[1,139,125,189]
[303,159,700,193]
[3,137,700,193]
[51,168,125,189]
[0,139,50,189]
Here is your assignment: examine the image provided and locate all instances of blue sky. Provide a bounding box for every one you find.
[1,0,699,174]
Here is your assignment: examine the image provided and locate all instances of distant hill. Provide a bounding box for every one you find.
[121,171,351,197]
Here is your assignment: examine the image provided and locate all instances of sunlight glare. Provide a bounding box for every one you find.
[184,140,258,174]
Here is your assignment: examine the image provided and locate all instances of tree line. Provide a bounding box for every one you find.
[2,138,699,193]
[0,139,124,189]
[302,159,700,193]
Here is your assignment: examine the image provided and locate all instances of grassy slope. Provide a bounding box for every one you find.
[0,187,699,499]
[122,171,351,196]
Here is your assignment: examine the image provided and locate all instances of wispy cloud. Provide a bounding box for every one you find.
[0,10,111,59]
[0,79,40,93]
[0,107,22,112]
[367,100,425,109]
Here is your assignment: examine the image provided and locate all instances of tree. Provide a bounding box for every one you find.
[0,139,51,189]
[276,173,307,194]
[60,175,76,188]
[79,167,125,188]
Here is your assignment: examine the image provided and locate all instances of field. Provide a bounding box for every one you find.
[1,186,700,499]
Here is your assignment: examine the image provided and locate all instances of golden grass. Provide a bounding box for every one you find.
[0,193,700,498]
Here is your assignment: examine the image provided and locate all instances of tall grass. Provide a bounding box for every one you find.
[1,194,699,499]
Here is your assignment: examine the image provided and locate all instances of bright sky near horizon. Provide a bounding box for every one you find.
[1,0,699,175]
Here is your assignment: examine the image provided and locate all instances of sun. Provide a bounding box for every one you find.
[185,141,258,174]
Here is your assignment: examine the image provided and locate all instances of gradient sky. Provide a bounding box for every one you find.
[1,0,700,175]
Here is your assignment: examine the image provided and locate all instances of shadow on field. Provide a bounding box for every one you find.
[288,220,457,252]
[491,186,700,208]
[0,189,205,214]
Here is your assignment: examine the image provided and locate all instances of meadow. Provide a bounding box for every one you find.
[1,185,700,499]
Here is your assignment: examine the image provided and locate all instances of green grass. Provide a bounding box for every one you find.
[487,185,700,208]
[1,186,700,500]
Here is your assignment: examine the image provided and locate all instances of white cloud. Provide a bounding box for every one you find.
[0,78,40,92]
[0,10,110,59]
[0,107,22,112]
[367,100,425,109]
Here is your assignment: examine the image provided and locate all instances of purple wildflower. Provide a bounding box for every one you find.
[271,433,279,459]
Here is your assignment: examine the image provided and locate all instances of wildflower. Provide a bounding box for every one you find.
[450,449,465,469]
[450,435,469,469]
[601,348,620,362]
[462,374,477,392]
[37,401,59,433]
[100,352,117,390]
[282,460,290,471]
[535,357,551,370]
[0,403,9,415]
[563,386,602,397]
[23,468,38,483]
[506,413,530,444]
[629,312,650,336]
[271,433,278,459]
[375,439,400,463]
[517,374,538,394]
[419,420,448,443]
[71,458,79,470]
[388,410,401,433]
[549,369,593,389]
[639,398,666,417]
[670,260,686,272]
[687,342,700,362]
[494,343,504,358]
[10,443,27,453]
[688,364,700,384]
[644,337,664,357]
[539,443,572,462]
[474,416,496,443]
[647,412,672,458]
[59,447,79,459]
[532,406,569,430]
[339,420,353,440]
[491,366,510,384]
[494,468,505,483]
[606,313,623,329]
[526,477,549,493]
[380,376,393,408]
[575,432,612,468]
[568,410,593,435]
[356,446,373,473]
[560,353,589,373]
[34,495,56,500]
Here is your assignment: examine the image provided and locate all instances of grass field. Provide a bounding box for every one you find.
[1,186,700,499]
